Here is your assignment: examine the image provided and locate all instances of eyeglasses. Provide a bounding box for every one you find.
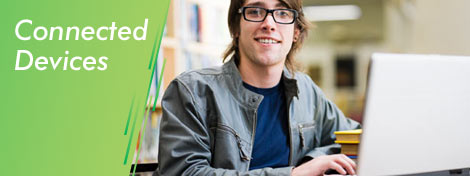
[238,7,298,24]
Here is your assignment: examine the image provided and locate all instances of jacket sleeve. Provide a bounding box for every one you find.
[155,79,294,176]
[304,79,361,159]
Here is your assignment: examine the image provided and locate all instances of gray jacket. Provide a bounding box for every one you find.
[155,59,361,176]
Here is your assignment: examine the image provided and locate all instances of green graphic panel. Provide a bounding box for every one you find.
[0,0,170,175]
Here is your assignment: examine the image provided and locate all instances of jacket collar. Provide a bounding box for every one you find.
[222,58,299,109]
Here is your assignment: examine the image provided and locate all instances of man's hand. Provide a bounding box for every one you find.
[291,154,356,176]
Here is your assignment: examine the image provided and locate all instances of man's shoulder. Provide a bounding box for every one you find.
[292,71,310,80]
[173,65,226,87]
[292,71,315,86]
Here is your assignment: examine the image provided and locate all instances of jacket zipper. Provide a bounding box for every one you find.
[287,97,294,166]
[299,124,304,148]
[299,122,315,148]
[247,109,257,170]
[216,124,251,161]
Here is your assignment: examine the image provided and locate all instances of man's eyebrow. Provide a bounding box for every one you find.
[244,1,288,8]
[275,2,286,8]
[245,1,265,7]
[276,1,289,8]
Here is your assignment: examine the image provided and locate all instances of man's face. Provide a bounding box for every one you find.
[238,0,299,68]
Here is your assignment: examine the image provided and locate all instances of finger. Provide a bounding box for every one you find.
[341,154,357,170]
[335,156,356,175]
[328,161,347,175]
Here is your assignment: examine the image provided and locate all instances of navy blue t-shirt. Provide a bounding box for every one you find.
[243,81,290,170]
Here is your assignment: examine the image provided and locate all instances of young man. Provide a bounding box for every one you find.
[155,0,360,175]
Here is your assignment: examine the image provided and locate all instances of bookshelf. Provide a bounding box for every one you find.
[138,0,232,164]
[161,0,230,91]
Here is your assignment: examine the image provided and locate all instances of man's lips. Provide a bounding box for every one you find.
[254,37,281,44]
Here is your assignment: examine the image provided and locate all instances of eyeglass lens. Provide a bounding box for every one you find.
[244,7,295,24]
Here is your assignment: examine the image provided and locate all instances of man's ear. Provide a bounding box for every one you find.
[293,28,300,42]
[233,32,240,46]
[233,31,239,38]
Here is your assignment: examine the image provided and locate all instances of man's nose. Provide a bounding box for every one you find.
[261,13,276,31]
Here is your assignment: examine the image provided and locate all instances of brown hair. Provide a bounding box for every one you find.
[222,0,311,73]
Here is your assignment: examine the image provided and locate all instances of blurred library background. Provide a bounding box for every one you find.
[134,0,470,172]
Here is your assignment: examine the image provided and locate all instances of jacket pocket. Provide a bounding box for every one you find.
[298,122,315,148]
[211,123,251,161]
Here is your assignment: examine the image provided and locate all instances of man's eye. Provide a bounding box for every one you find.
[247,9,262,15]
[278,11,290,17]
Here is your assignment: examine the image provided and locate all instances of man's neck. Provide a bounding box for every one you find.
[238,58,285,89]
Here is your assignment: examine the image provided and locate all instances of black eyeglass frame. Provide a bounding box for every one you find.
[238,6,298,24]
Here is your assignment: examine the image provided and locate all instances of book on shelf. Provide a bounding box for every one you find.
[186,2,201,42]
[140,110,163,163]
[334,129,362,157]
[339,143,359,155]
[149,45,165,105]
[334,129,362,142]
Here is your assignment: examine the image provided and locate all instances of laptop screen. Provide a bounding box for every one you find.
[357,53,470,175]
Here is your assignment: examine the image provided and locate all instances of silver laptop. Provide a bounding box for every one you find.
[357,53,470,176]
